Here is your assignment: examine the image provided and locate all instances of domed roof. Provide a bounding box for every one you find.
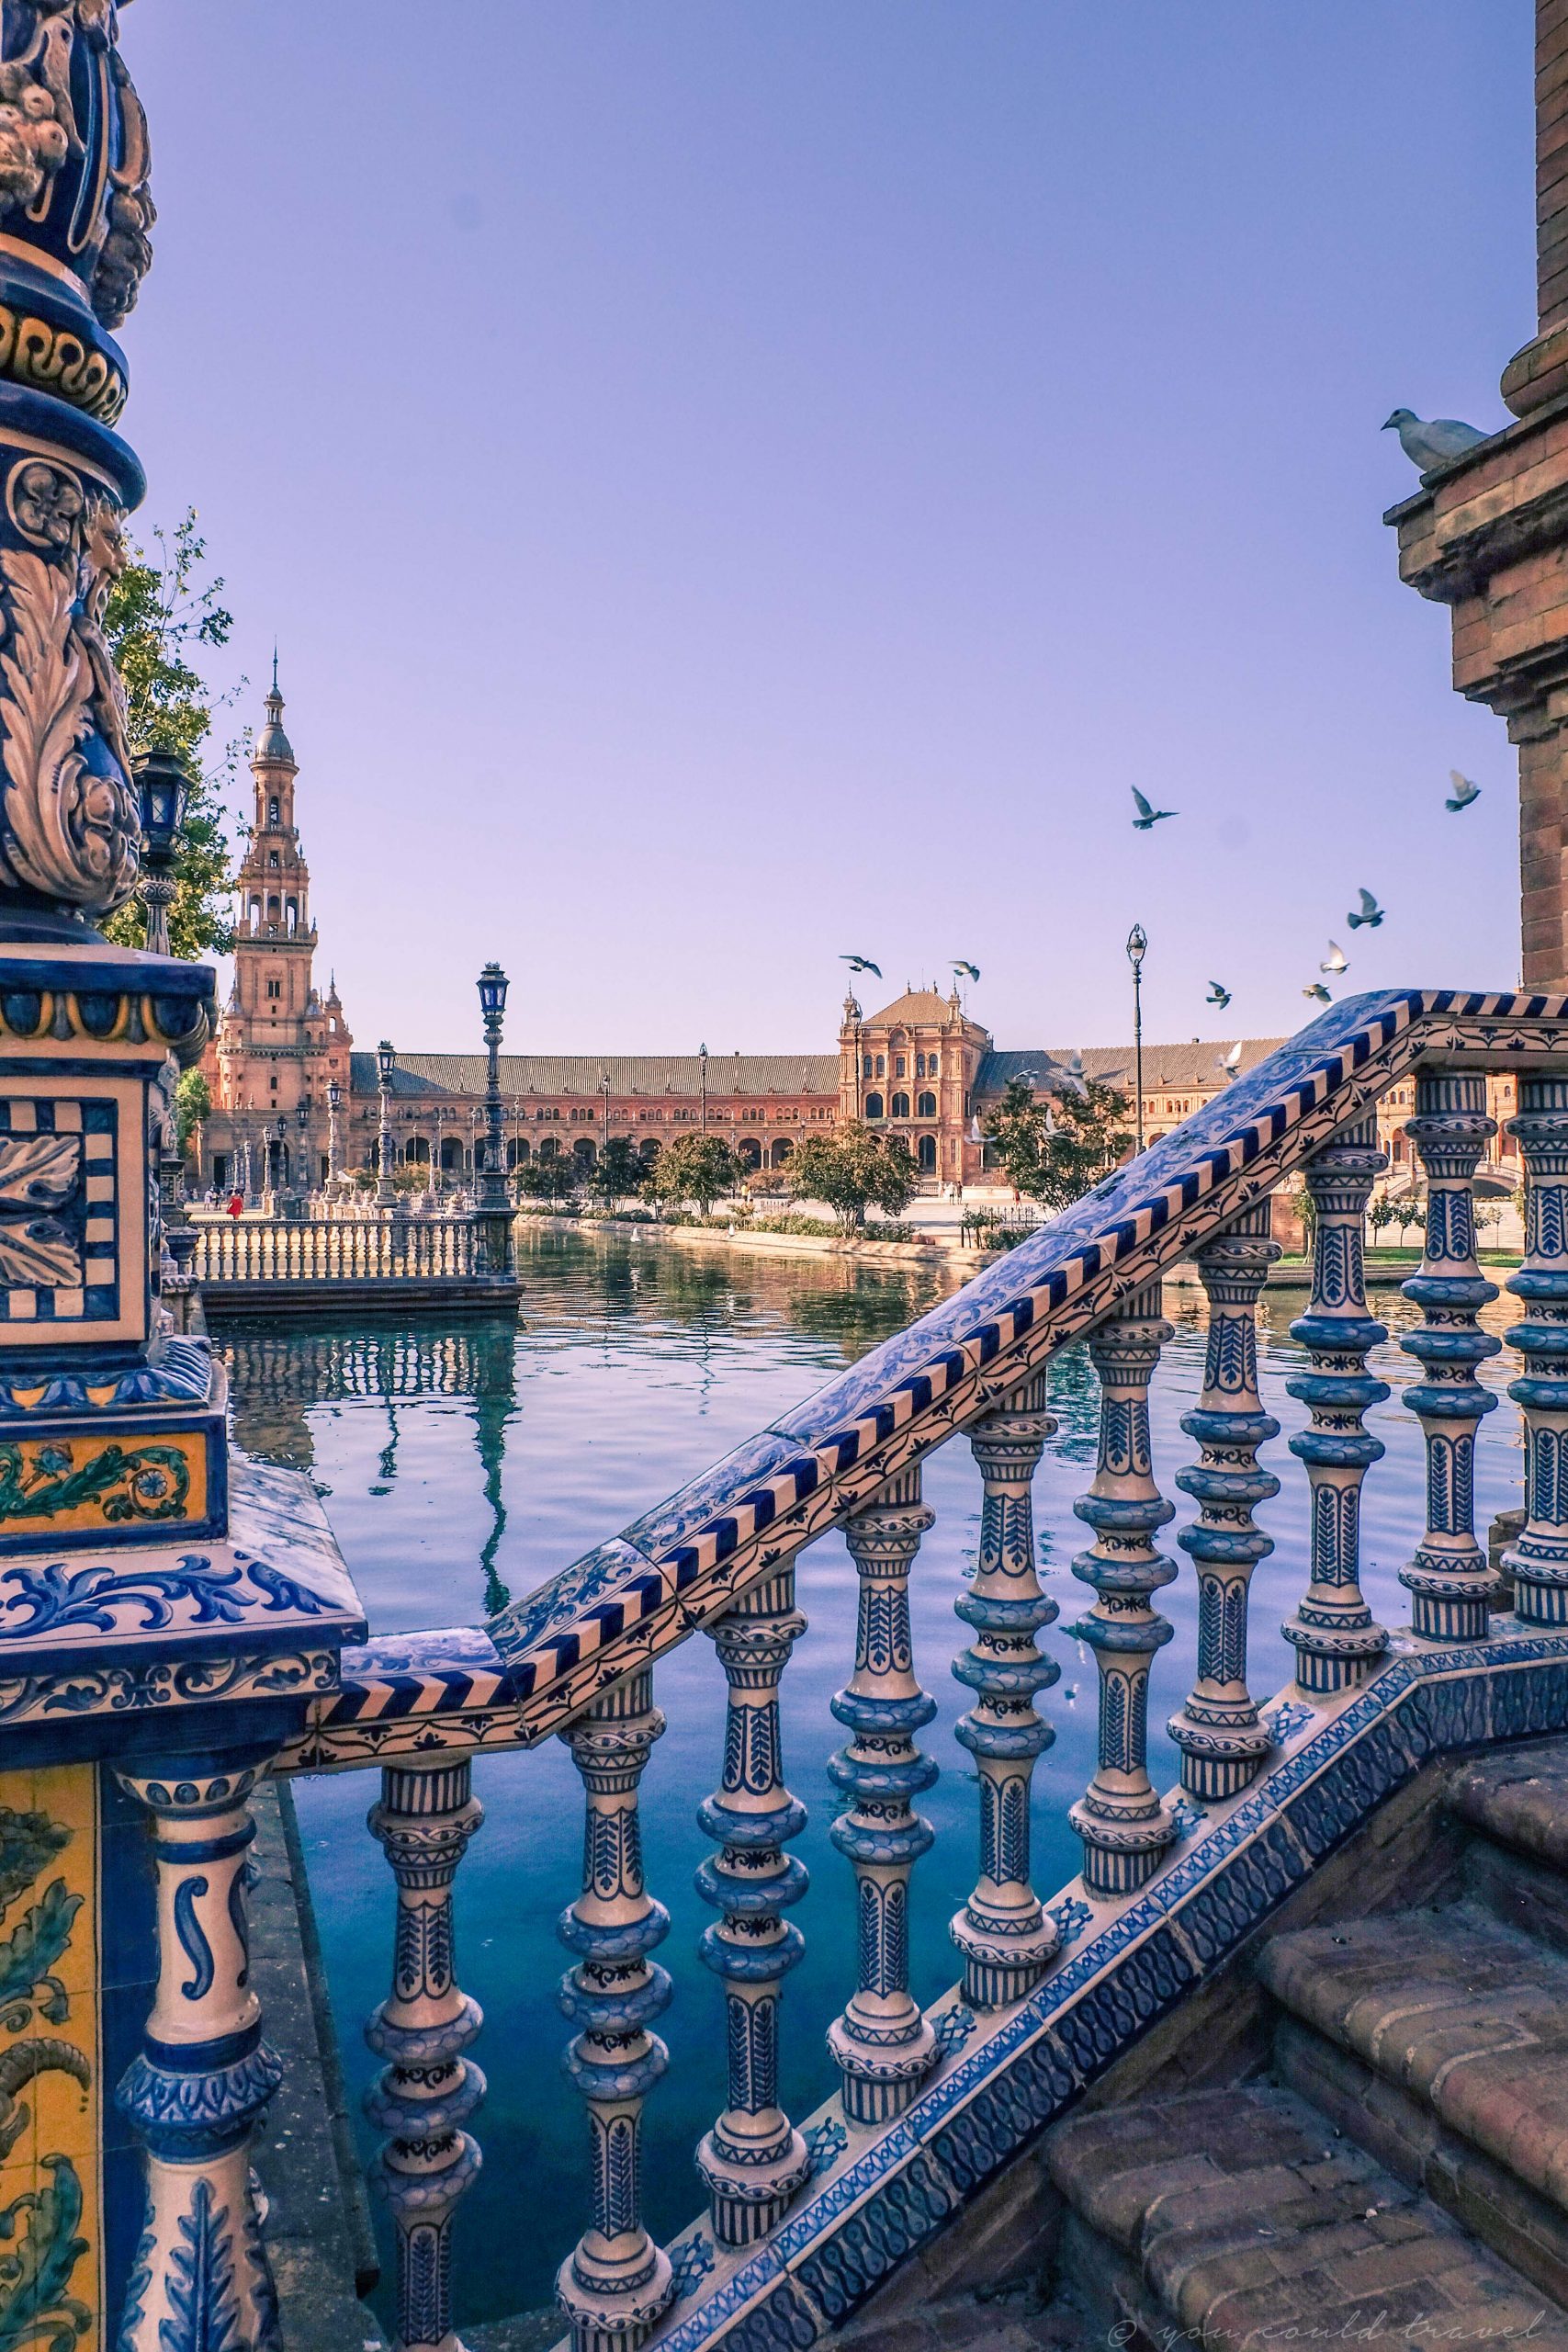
[254,655,296,767]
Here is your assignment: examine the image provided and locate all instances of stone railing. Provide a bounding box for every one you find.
[191,1212,484,1285]
[98,989,1568,2351]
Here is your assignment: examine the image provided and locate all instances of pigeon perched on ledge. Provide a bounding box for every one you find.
[1382,409,1488,469]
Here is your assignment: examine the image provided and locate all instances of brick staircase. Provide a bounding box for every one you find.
[831,1742,1568,2352]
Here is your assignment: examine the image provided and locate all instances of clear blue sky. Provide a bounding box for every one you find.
[127,3,1531,1056]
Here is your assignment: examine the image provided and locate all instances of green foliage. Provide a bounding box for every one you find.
[0,1812,69,1925]
[514,1158,579,1204]
[586,1136,648,1208]
[789,1124,916,1229]
[0,1882,81,2033]
[174,1068,211,1154]
[0,2153,92,2351]
[647,1132,744,1216]
[100,511,242,961]
[983,1076,1131,1211]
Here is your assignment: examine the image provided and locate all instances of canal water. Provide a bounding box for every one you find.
[214,1226,1529,2331]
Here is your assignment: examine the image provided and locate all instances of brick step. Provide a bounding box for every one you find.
[1044,2084,1567,2351]
[1258,1903,1568,2225]
[1449,1742,1568,1875]
[825,2278,1094,2352]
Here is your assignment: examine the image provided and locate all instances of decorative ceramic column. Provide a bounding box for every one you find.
[828,1465,940,2122]
[1168,1204,1280,1797]
[1399,1074,1502,1640]
[1282,1118,1392,1690]
[951,1373,1060,2007]
[1067,1284,1178,1895]
[695,1571,809,2245]
[558,1669,673,2352]
[116,1749,284,2352]
[1504,1075,1568,1623]
[366,1758,486,2352]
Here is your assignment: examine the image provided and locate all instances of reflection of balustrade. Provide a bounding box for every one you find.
[68,996,1568,2352]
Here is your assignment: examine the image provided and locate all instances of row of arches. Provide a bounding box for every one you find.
[864,1091,938,1121]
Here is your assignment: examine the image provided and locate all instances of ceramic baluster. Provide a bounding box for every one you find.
[558,1669,673,2352]
[1504,1075,1568,1623]
[1281,1117,1392,1690]
[1168,1204,1280,1797]
[1399,1074,1502,1639]
[1067,1283,1178,1894]
[366,1758,486,2352]
[116,1748,283,2352]
[695,1570,810,2244]
[828,1464,940,2122]
[951,1371,1060,2006]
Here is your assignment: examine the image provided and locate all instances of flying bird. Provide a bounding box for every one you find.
[951,960,980,983]
[1382,410,1488,470]
[1055,1048,1088,1097]
[1347,888,1384,931]
[1131,787,1177,831]
[1216,1041,1244,1079]
[1205,981,1232,1010]
[1303,982,1332,1003]
[840,954,882,978]
[1320,942,1348,976]
[1447,770,1482,811]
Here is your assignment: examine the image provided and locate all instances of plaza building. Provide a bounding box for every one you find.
[197,689,1521,1199]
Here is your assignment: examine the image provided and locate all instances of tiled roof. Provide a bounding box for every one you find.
[976,1038,1288,1095]
[863,988,963,1025]
[349,1050,842,1101]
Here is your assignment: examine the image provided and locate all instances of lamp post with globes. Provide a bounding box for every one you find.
[1125,923,1148,1156]
[699,1042,708,1135]
[327,1079,343,1200]
[477,965,509,1213]
[135,749,188,962]
[376,1040,396,1207]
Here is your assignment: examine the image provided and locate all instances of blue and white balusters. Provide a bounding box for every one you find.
[828,1464,940,2123]
[1282,1118,1391,1691]
[1168,1204,1280,1798]
[1504,1075,1568,1623]
[116,1747,284,2352]
[1067,1284,1178,1896]
[558,1669,673,2352]
[1399,1073,1502,1641]
[695,1571,810,2245]
[366,1758,486,2352]
[951,1374,1061,2006]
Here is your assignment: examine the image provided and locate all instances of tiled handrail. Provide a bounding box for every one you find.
[274,986,1568,2352]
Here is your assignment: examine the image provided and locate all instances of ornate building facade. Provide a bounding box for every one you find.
[198,694,1520,1199]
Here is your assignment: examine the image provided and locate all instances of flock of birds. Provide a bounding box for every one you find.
[836,411,1496,1098]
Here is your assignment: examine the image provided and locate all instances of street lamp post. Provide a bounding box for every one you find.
[327,1080,343,1199]
[377,1040,396,1207]
[601,1069,612,1177]
[296,1101,310,1211]
[699,1043,708,1135]
[135,749,188,962]
[1125,923,1148,1156]
[477,965,509,1214]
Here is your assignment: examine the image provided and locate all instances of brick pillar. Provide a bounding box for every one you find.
[1504,0,1568,413]
[1517,714,1568,989]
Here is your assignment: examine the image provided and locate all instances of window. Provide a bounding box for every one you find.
[863,1055,874,1079]
[917,1091,937,1118]
[915,1055,925,1079]
[895,1056,907,1079]
[918,1135,937,1171]
[267,797,279,826]
[891,1091,910,1119]
[864,1092,885,1120]
[268,850,279,867]
[875,1056,886,1078]
[929,1054,940,1079]
[265,978,281,1001]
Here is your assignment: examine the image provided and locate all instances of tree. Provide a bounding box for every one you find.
[789,1124,916,1230]
[586,1136,648,1210]
[101,511,242,960]
[515,1158,579,1205]
[174,1069,211,1157]
[647,1133,743,1216]
[983,1077,1131,1212]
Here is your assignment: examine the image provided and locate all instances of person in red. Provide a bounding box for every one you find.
[226,1191,244,1220]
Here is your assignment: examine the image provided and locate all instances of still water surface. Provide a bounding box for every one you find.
[215,1227,1529,2328]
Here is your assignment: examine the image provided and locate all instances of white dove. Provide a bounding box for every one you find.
[1320,942,1348,977]
[1382,410,1488,469]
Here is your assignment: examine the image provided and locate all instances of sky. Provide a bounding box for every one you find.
[125,2,1534,1057]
